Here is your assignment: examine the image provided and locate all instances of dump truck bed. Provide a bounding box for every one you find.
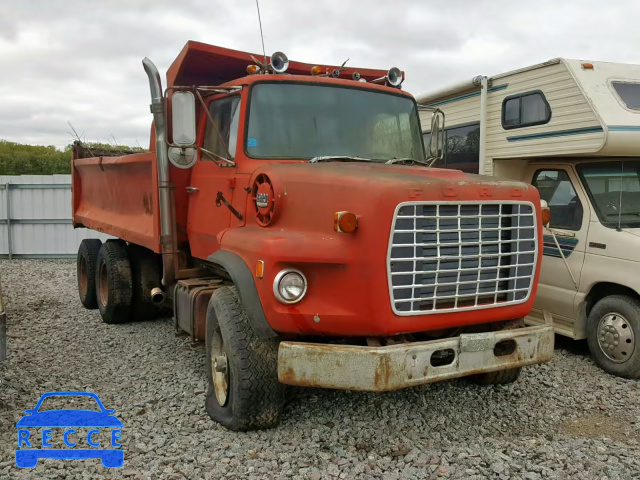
[72,151,161,253]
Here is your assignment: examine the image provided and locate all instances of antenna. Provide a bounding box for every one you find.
[255,0,267,68]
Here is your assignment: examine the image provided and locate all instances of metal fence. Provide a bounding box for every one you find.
[0,175,112,259]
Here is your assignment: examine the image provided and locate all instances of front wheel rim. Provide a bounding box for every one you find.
[597,312,635,363]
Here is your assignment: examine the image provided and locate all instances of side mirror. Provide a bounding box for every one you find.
[428,111,444,159]
[171,91,197,146]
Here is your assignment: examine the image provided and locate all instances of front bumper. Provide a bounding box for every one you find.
[278,325,554,391]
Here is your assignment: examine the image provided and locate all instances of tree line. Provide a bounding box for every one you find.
[0,140,146,175]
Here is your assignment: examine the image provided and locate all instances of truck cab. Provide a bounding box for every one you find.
[72,42,553,431]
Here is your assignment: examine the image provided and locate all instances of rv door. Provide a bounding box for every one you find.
[529,165,591,331]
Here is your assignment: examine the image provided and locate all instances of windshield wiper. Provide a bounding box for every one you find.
[385,157,430,166]
[309,156,372,163]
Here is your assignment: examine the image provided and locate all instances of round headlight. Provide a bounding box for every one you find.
[273,269,307,304]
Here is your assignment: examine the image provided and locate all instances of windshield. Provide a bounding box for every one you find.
[578,161,640,229]
[246,83,424,162]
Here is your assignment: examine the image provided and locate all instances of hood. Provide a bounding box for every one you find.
[242,161,540,237]
[258,162,531,197]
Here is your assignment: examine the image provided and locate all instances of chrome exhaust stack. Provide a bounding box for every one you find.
[142,57,176,289]
[150,287,166,305]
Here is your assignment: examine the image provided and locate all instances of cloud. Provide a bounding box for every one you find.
[1,0,639,148]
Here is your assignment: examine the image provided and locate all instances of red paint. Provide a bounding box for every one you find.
[72,42,542,338]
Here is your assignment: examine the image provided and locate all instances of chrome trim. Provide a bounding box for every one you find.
[273,268,308,305]
[387,201,538,316]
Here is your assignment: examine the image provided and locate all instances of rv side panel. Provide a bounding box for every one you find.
[484,62,604,171]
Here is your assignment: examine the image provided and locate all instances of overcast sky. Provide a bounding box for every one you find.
[2,0,640,149]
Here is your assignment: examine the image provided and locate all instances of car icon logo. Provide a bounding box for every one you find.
[15,391,123,468]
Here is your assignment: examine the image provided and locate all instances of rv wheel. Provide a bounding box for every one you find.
[95,240,133,324]
[587,295,640,379]
[205,286,284,431]
[77,239,102,309]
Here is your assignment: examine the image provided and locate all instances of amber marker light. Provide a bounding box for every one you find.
[582,62,594,70]
[310,65,322,76]
[540,200,551,226]
[334,211,358,233]
[256,260,265,278]
[247,65,260,74]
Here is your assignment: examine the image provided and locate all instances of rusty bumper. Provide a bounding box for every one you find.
[278,325,554,391]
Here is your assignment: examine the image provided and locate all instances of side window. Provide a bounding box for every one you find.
[502,91,551,129]
[203,96,241,159]
[611,81,640,109]
[532,170,583,231]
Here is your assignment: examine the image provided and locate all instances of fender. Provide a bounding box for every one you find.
[208,250,277,338]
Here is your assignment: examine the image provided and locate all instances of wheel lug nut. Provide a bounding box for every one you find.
[614,334,619,340]
[614,341,619,346]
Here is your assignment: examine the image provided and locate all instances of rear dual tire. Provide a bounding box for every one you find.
[77,239,103,309]
[77,239,164,323]
[96,240,133,324]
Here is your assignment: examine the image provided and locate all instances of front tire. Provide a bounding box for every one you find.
[77,239,102,309]
[587,295,640,379]
[205,286,284,431]
[95,240,133,324]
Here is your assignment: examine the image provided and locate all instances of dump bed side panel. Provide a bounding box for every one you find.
[72,152,161,253]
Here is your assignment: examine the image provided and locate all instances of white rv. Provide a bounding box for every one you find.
[416,58,640,378]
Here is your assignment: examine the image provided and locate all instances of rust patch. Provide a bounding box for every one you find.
[142,193,153,215]
[373,355,391,390]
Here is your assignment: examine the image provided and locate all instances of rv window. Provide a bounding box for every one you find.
[422,124,480,172]
[611,82,640,110]
[532,169,583,231]
[203,95,241,159]
[502,91,551,129]
[445,123,480,173]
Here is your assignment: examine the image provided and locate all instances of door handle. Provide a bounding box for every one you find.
[186,186,199,194]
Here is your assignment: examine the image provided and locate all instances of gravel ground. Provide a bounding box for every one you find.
[0,259,639,480]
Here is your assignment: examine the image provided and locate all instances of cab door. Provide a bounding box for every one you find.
[187,94,241,259]
[528,165,590,320]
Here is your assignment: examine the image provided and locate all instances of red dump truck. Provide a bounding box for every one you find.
[72,41,554,431]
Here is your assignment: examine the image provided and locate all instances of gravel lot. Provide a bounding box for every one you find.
[0,259,639,479]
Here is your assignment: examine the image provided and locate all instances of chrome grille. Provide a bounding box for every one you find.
[387,201,537,315]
